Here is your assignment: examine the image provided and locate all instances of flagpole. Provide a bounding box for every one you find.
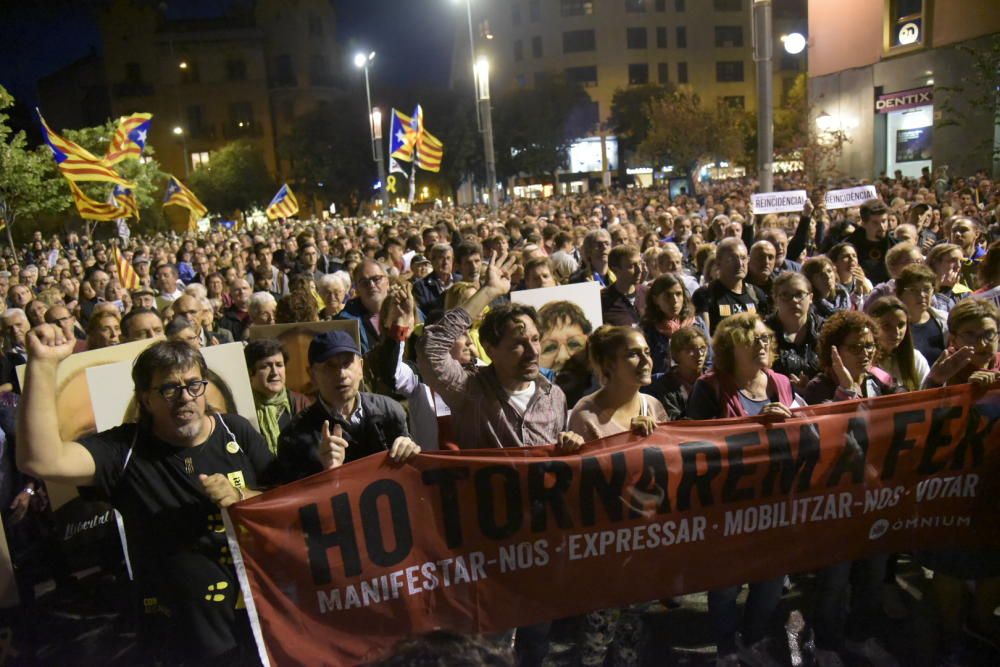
[408,147,417,203]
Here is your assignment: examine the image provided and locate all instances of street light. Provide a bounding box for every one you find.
[475,56,498,210]
[781,32,806,55]
[354,51,389,217]
[173,126,189,178]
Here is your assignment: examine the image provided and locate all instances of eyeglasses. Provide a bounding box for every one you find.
[779,290,811,303]
[845,342,878,355]
[156,380,209,401]
[358,275,386,288]
[956,329,999,346]
[751,334,773,347]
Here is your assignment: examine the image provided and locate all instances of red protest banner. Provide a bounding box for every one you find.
[226,386,1000,666]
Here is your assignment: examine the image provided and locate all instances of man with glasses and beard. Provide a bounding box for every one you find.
[336,259,391,353]
[17,332,274,665]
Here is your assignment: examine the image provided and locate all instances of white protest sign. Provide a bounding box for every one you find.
[750,190,808,214]
[824,185,878,210]
[511,282,603,329]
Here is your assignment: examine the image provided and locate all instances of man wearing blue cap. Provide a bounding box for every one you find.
[275,329,419,482]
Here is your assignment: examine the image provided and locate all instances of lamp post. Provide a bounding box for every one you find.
[354,51,389,218]
[752,0,774,194]
[475,57,498,210]
[172,126,189,178]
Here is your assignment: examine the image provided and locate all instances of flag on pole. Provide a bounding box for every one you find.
[37,110,134,187]
[112,184,140,220]
[67,180,131,221]
[112,245,141,290]
[265,184,299,220]
[409,105,444,173]
[163,175,207,228]
[388,156,407,175]
[105,113,153,164]
[389,108,416,161]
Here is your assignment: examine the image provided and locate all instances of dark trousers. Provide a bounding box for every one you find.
[813,555,888,649]
[515,622,551,666]
[708,576,785,654]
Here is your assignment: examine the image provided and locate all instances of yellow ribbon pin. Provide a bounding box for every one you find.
[387,175,397,194]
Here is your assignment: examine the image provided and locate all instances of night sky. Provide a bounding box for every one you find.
[0,0,455,126]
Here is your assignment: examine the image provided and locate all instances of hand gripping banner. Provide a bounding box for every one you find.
[225,386,1000,665]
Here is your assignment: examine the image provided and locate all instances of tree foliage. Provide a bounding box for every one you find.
[638,90,746,191]
[493,75,590,180]
[283,93,371,212]
[935,34,1000,163]
[609,82,675,165]
[0,85,67,241]
[769,73,848,183]
[187,139,274,216]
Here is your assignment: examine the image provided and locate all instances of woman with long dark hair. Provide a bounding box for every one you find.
[803,256,853,318]
[641,274,708,375]
[866,296,929,391]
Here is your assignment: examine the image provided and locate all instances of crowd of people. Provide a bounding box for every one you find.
[1,167,1000,667]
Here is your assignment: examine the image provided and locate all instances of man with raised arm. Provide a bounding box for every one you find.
[17,328,273,664]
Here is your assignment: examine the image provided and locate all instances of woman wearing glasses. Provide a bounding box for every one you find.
[800,311,902,665]
[895,263,948,365]
[766,273,824,391]
[687,312,799,666]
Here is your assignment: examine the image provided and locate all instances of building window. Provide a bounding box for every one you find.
[565,65,598,87]
[656,27,667,48]
[560,0,593,16]
[627,27,648,49]
[721,95,745,109]
[186,105,205,134]
[273,55,295,86]
[512,3,521,25]
[229,102,254,130]
[514,40,524,61]
[716,61,745,82]
[309,55,331,85]
[226,59,247,82]
[676,26,687,48]
[887,0,925,49]
[677,61,688,83]
[658,62,669,83]
[714,26,743,47]
[308,15,323,38]
[179,61,200,84]
[628,63,649,85]
[563,29,596,53]
[529,0,541,22]
[713,0,742,11]
[675,0,686,10]
[780,52,804,72]
[532,36,543,58]
[191,151,210,170]
[655,0,666,10]
[625,0,647,12]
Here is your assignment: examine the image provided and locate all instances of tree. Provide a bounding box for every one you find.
[609,82,675,170]
[187,139,274,217]
[493,75,590,183]
[769,73,848,184]
[0,85,67,253]
[935,34,1000,168]
[638,90,746,194]
[283,94,371,212]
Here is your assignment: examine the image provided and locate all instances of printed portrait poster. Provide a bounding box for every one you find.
[511,283,603,373]
[248,320,359,395]
[87,342,260,434]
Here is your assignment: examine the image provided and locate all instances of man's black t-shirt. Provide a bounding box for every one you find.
[693,280,769,334]
[79,413,273,662]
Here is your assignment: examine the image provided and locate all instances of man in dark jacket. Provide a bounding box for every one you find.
[846,199,895,285]
[276,330,419,482]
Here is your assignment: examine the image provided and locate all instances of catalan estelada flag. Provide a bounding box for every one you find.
[409,105,444,173]
[112,245,141,290]
[112,184,140,220]
[37,110,134,187]
[105,113,153,165]
[67,180,131,221]
[163,175,207,227]
[265,184,299,220]
[389,108,416,162]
